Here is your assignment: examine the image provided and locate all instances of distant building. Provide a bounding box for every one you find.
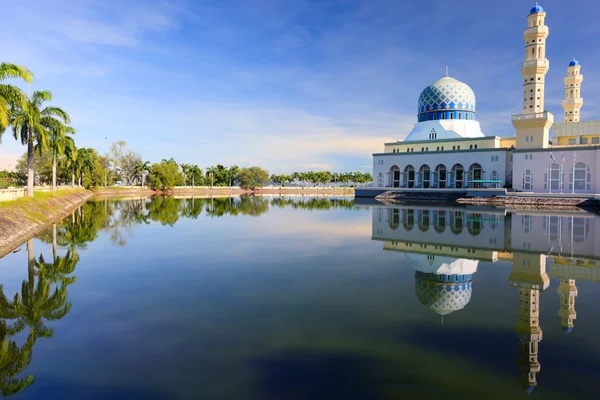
[372,4,600,194]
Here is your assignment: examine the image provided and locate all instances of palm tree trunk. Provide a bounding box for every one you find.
[52,223,57,261]
[72,167,75,188]
[211,174,214,188]
[27,239,35,291]
[52,155,57,192]
[27,132,34,197]
[192,176,195,188]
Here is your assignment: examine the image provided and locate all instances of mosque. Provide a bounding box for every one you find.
[371,5,600,194]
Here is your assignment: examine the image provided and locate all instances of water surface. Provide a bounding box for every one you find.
[1,196,599,399]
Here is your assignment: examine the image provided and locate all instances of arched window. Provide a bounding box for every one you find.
[419,165,431,188]
[458,113,462,119]
[468,163,483,188]
[469,145,473,149]
[435,164,447,188]
[452,145,456,150]
[451,164,464,188]
[450,113,454,120]
[404,165,415,188]
[544,164,560,191]
[402,209,414,231]
[389,208,400,230]
[474,144,478,149]
[467,213,483,236]
[390,165,401,188]
[570,162,591,192]
[569,217,589,242]
[523,170,532,190]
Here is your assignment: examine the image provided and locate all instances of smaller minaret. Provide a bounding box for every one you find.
[562,60,583,123]
[557,279,578,333]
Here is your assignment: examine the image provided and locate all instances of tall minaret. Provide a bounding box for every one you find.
[557,279,577,333]
[561,60,583,123]
[512,4,554,149]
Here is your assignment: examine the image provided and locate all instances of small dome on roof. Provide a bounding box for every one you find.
[569,59,579,67]
[530,4,544,14]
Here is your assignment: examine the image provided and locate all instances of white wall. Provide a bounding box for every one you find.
[373,149,509,188]
[512,148,599,193]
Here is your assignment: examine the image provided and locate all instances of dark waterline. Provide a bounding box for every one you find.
[0,196,599,399]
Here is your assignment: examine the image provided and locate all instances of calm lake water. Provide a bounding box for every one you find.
[1,196,599,399]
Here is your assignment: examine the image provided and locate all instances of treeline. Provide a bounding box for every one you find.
[270,171,372,187]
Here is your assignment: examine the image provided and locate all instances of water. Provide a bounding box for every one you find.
[1,196,599,399]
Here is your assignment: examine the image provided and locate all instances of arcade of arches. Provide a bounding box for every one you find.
[387,163,493,189]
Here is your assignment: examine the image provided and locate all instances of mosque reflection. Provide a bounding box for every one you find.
[372,205,598,393]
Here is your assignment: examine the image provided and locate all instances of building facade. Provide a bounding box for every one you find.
[372,4,600,194]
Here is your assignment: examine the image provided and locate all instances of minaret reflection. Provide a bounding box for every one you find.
[509,253,549,394]
[557,279,577,333]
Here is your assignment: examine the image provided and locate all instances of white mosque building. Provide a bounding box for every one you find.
[372,4,600,194]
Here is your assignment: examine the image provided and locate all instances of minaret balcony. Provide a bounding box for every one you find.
[562,98,583,106]
[521,59,549,70]
[512,111,550,121]
[524,25,549,37]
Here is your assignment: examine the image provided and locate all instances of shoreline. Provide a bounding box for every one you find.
[2,187,597,258]
[0,189,93,258]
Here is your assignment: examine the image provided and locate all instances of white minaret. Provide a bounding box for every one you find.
[512,4,554,149]
[562,60,583,123]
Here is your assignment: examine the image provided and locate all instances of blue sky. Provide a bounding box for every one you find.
[1,0,600,173]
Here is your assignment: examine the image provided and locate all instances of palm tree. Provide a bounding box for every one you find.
[162,158,177,165]
[11,91,70,197]
[134,161,151,187]
[62,137,77,188]
[188,165,201,187]
[0,320,36,396]
[11,240,72,341]
[46,124,75,191]
[179,163,190,186]
[0,62,33,135]
[206,166,217,188]
[75,148,94,187]
[228,165,239,188]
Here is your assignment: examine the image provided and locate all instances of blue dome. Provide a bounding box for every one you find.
[530,4,543,14]
[417,76,476,117]
[415,272,473,316]
[569,59,579,67]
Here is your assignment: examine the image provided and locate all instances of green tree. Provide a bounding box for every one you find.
[134,161,151,187]
[61,136,77,188]
[0,320,36,396]
[205,165,217,188]
[148,161,184,191]
[179,163,190,186]
[46,124,75,191]
[10,90,70,197]
[0,62,33,135]
[188,165,202,187]
[237,166,269,189]
[228,165,239,187]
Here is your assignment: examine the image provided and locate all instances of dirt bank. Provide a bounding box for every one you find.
[0,189,92,257]
[456,196,598,209]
